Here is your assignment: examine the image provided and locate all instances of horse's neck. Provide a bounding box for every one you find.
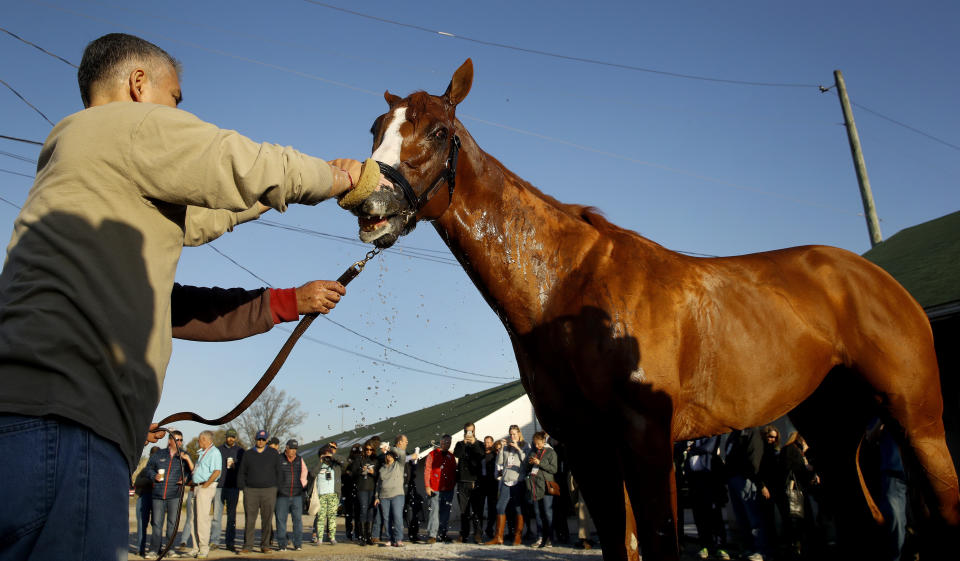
[434,146,598,334]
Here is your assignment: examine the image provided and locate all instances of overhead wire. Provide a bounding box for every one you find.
[204,242,514,383]
[0,135,43,146]
[0,150,38,165]
[0,195,24,209]
[0,26,78,67]
[302,1,818,89]
[273,325,506,385]
[0,78,55,126]
[0,169,34,179]
[851,101,960,153]
[12,7,929,217]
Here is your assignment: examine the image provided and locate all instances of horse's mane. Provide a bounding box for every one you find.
[494,154,633,237]
[406,90,635,237]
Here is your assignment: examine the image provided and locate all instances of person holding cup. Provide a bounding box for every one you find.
[145,430,193,557]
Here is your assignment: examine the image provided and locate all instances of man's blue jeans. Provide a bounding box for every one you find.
[379,495,405,544]
[274,495,304,549]
[425,489,454,539]
[177,487,195,548]
[211,487,240,548]
[151,497,180,553]
[0,414,128,561]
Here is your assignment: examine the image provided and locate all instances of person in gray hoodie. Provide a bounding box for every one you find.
[375,446,408,546]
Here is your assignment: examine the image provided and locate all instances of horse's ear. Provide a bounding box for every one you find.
[443,58,473,107]
[384,90,402,106]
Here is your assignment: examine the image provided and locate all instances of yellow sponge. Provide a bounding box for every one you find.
[338,158,381,210]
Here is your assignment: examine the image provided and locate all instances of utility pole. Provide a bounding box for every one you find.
[833,70,883,247]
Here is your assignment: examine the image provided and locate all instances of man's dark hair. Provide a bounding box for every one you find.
[77,33,181,108]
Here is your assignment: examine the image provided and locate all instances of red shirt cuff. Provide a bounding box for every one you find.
[269,288,299,324]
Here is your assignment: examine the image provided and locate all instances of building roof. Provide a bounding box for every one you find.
[862,210,960,316]
[299,380,526,465]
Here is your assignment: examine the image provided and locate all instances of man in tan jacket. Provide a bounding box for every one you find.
[0,32,380,559]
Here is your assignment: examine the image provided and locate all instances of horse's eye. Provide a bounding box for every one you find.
[434,128,447,141]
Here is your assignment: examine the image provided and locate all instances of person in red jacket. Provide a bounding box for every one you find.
[423,435,457,543]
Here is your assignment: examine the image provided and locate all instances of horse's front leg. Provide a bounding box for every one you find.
[617,392,680,560]
[568,446,640,561]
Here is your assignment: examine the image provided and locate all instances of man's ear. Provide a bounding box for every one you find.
[128,68,147,102]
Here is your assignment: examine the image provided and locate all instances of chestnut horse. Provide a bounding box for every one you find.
[355,59,960,559]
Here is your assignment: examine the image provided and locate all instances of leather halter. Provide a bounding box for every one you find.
[376,134,461,217]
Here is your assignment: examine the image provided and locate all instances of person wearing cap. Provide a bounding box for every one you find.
[237,429,282,553]
[212,428,244,552]
[313,444,344,546]
[276,439,309,551]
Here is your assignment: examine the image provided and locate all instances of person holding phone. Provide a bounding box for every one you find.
[486,425,528,545]
[454,422,486,543]
[311,444,341,547]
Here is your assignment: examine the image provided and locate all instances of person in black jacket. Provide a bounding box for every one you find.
[237,429,281,553]
[145,430,194,557]
[479,436,499,540]
[352,439,380,545]
[341,444,362,542]
[454,422,486,543]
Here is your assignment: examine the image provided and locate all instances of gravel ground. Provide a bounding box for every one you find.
[129,541,607,561]
[127,501,709,560]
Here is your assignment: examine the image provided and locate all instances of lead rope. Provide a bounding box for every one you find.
[153,248,381,560]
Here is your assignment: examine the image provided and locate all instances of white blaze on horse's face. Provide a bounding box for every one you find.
[371,106,406,167]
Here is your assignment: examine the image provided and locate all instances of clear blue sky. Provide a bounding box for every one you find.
[2,1,958,444]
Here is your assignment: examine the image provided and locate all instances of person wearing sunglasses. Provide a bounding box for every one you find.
[348,440,381,545]
[144,430,193,558]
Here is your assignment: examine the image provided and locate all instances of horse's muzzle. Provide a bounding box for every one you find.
[354,184,418,248]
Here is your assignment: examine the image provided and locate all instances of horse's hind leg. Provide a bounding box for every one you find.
[857,343,960,526]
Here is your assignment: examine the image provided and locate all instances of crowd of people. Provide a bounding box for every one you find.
[132,428,317,558]
[128,422,597,558]
[129,420,913,560]
[675,422,910,561]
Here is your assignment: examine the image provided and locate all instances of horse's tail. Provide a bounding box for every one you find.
[855,434,885,525]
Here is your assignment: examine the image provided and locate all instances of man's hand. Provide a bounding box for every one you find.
[327,158,363,195]
[426,488,434,497]
[296,280,346,315]
[145,423,167,444]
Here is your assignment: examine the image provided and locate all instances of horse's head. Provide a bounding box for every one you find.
[355,58,474,248]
